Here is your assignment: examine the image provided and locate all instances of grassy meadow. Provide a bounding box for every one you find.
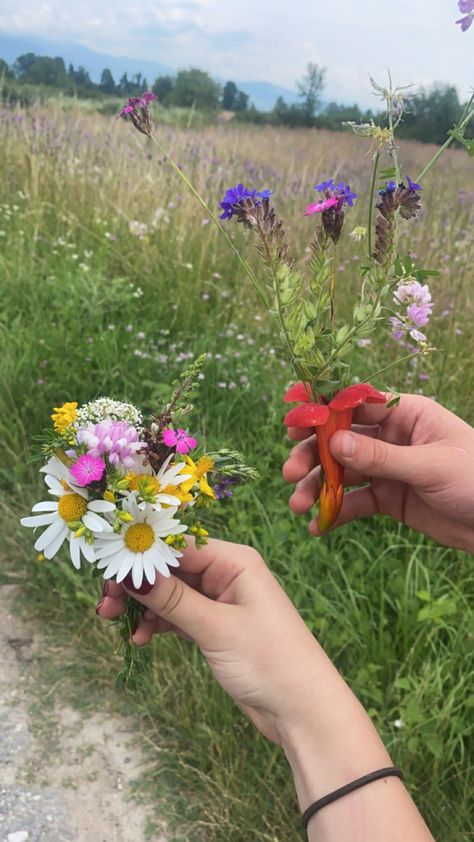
[0,104,473,840]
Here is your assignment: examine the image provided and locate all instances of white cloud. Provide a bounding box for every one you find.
[0,0,472,104]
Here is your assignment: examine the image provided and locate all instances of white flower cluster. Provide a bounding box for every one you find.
[76,397,143,429]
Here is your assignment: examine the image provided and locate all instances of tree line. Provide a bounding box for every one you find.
[0,53,470,145]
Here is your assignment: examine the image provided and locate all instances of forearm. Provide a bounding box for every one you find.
[279,647,435,842]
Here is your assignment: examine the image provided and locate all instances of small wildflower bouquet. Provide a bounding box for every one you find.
[21,356,257,687]
[118,81,473,534]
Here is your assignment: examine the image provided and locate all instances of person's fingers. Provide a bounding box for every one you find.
[96,580,128,619]
[287,426,314,442]
[283,427,380,484]
[289,466,368,514]
[283,434,318,482]
[132,614,193,646]
[124,567,231,646]
[308,485,379,535]
[329,430,445,486]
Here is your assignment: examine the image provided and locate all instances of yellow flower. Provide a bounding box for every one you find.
[161,483,193,505]
[190,524,209,538]
[51,402,78,434]
[181,455,215,499]
[127,473,160,495]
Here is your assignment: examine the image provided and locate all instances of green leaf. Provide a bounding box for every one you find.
[450,128,474,156]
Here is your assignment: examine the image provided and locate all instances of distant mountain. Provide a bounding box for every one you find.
[0,32,299,112]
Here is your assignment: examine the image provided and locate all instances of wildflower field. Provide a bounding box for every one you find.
[1,106,473,840]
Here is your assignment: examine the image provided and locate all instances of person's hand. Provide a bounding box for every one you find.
[96,539,434,841]
[97,537,355,747]
[283,394,474,553]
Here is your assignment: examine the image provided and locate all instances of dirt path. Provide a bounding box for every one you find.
[0,585,167,842]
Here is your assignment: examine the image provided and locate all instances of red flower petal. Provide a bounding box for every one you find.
[329,384,386,411]
[284,403,330,427]
[284,382,313,403]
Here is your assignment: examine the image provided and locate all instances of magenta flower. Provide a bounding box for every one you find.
[70,454,106,486]
[77,420,143,468]
[304,197,338,216]
[162,428,197,455]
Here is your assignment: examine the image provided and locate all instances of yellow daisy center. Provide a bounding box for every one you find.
[58,493,87,522]
[125,523,155,553]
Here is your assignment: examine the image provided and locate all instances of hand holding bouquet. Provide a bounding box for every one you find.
[21,356,257,686]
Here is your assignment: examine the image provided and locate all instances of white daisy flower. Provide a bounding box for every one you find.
[127,454,192,510]
[94,494,187,589]
[21,466,116,567]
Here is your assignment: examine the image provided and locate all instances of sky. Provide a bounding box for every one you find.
[0,0,472,106]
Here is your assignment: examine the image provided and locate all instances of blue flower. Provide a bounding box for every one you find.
[219,184,271,220]
[406,176,422,191]
[379,180,396,195]
[314,178,358,208]
[315,179,336,192]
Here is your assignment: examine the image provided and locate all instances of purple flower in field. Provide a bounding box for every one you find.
[162,428,197,455]
[70,454,106,486]
[406,176,422,191]
[305,178,357,242]
[456,1,474,28]
[219,184,271,220]
[390,280,434,344]
[77,420,143,468]
[120,91,157,136]
[305,178,358,216]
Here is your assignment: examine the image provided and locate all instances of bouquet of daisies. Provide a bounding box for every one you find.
[21,356,256,686]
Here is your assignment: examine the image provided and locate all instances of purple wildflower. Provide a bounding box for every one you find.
[213,476,240,499]
[457,13,474,29]
[313,178,358,208]
[390,280,434,344]
[70,454,106,486]
[162,428,197,455]
[459,0,474,10]
[120,91,157,136]
[77,420,143,468]
[219,184,271,220]
[406,176,422,191]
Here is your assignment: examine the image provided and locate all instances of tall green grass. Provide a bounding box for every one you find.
[0,106,473,840]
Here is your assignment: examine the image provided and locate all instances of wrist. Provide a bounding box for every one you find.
[277,664,391,811]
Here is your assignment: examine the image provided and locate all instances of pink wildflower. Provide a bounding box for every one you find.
[77,420,143,468]
[304,197,338,216]
[70,454,106,486]
[162,428,197,455]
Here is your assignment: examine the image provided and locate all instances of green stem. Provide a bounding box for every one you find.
[387,103,401,185]
[367,150,380,259]
[416,93,474,183]
[330,243,337,322]
[148,133,270,313]
[255,219,297,371]
[360,350,423,384]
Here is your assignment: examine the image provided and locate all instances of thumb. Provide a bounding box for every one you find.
[329,430,441,486]
[125,574,224,645]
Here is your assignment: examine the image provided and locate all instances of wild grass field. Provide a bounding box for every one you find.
[0,104,473,841]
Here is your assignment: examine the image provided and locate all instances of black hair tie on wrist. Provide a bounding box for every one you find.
[302,767,404,830]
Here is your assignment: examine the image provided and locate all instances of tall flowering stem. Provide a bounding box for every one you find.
[118,88,473,532]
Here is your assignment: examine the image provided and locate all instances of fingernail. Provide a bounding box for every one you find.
[123,573,154,595]
[95,598,105,615]
[338,431,355,458]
